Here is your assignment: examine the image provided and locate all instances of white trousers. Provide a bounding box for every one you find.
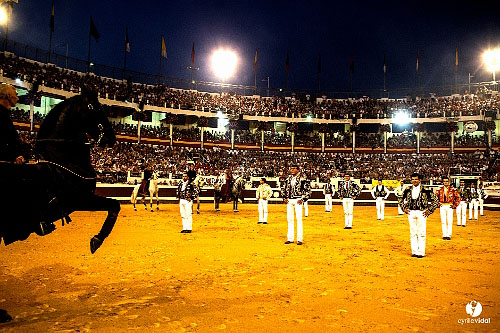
[375,197,385,220]
[179,199,193,230]
[479,199,485,216]
[342,198,354,227]
[440,205,453,238]
[456,201,467,226]
[469,199,479,220]
[324,194,332,212]
[258,199,269,222]
[408,210,427,256]
[287,199,303,242]
[304,200,309,217]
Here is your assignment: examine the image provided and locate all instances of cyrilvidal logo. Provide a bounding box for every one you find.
[458,300,490,325]
[466,300,482,317]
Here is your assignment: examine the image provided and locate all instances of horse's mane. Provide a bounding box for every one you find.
[37,95,86,140]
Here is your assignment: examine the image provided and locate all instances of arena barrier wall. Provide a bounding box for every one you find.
[95,184,500,211]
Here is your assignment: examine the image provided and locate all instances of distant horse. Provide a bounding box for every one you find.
[131,171,159,211]
[0,92,120,255]
[231,176,247,212]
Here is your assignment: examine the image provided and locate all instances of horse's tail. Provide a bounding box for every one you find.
[131,184,140,203]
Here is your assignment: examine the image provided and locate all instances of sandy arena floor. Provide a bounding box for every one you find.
[1,203,499,332]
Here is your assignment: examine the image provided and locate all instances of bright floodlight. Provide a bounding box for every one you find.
[211,49,237,81]
[0,6,8,25]
[483,49,500,73]
[394,111,410,125]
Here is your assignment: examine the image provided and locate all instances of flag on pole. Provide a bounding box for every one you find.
[455,44,459,67]
[191,42,195,64]
[161,36,167,58]
[416,50,420,72]
[49,3,54,32]
[90,16,100,41]
[125,27,130,53]
[254,50,258,71]
[383,53,387,73]
[318,55,321,74]
[285,52,290,73]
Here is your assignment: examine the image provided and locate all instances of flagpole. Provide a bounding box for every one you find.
[123,49,127,79]
[455,45,458,94]
[87,26,91,72]
[48,30,53,63]
[123,28,128,79]
[383,53,387,94]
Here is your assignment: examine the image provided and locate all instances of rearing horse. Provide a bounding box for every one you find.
[0,92,120,255]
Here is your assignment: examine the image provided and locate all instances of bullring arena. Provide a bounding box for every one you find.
[1,201,499,331]
[2,3,500,330]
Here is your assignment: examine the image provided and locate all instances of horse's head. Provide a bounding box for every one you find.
[37,92,116,148]
[81,91,116,148]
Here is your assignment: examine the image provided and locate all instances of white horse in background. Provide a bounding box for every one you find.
[131,171,159,212]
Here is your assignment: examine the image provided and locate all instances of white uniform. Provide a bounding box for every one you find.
[468,187,479,220]
[371,184,390,220]
[323,183,335,212]
[478,187,488,216]
[256,183,273,223]
[456,187,468,226]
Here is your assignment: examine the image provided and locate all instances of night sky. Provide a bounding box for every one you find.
[3,0,500,94]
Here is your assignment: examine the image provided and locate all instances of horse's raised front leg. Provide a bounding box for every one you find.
[74,195,120,254]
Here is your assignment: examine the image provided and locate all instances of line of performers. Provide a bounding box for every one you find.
[175,163,488,258]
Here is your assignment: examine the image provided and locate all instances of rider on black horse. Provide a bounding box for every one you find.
[0,84,29,164]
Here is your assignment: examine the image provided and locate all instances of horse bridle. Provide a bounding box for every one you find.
[87,103,111,147]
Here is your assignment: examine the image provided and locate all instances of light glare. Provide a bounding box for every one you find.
[0,7,8,25]
[211,49,237,81]
[394,111,410,125]
[483,49,500,73]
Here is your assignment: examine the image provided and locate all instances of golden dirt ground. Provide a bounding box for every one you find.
[1,203,499,332]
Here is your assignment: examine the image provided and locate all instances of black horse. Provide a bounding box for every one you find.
[0,92,120,254]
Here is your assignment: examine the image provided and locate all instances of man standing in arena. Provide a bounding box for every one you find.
[337,172,361,229]
[468,182,479,220]
[371,179,389,220]
[478,183,488,216]
[322,178,335,212]
[256,178,273,224]
[176,173,197,233]
[436,176,460,240]
[281,164,310,245]
[456,180,470,227]
[399,173,439,258]
[214,172,223,211]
